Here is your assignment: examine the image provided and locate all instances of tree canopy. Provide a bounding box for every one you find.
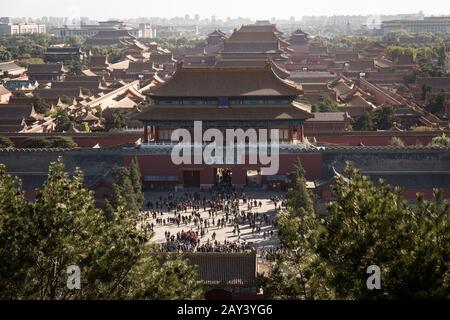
[266,162,450,299]
[0,158,202,299]
[0,136,14,148]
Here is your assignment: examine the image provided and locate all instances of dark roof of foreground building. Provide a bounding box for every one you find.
[0,61,26,74]
[133,102,312,122]
[51,81,101,91]
[0,104,40,132]
[214,59,290,79]
[27,63,64,75]
[148,63,302,97]
[127,62,156,74]
[65,75,103,82]
[183,252,258,287]
[227,30,279,43]
[34,88,83,99]
[0,85,11,96]
[238,24,281,34]
[89,56,110,69]
[149,53,175,65]
[416,77,450,88]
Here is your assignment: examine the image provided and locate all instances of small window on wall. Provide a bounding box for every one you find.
[218,97,228,108]
[229,98,242,105]
[182,99,203,105]
[158,99,180,105]
[205,98,218,105]
[244,99,265,105]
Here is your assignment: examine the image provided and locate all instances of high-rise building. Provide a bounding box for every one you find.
[0,17,46,35]
[382,16,450,34]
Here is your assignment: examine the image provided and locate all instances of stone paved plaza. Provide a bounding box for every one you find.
[140,191,285,251]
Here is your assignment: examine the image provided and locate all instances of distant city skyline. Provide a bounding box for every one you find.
[1,0,449,21]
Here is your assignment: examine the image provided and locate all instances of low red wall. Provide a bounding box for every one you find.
[8,132,142,148]
[309,131,448,146]
[4,131,448,148]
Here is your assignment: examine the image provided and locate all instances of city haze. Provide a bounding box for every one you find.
[1,0,449,20]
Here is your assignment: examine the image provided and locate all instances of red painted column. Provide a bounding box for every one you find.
[143,125,149,143]
[154,127,159,141]
[299,125,304,142]
[150,126,154,141]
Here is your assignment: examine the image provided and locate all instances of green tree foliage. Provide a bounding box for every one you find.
[0,136,14,148]
[0,165,34,298]
[386,46,416,61]
[353,112,373,131]
[0,34,51,60]
[18,58,44,67]
[107,163,144,216]
[66,57,88,76]
[21,137,77,149]
[431,134,450,147]
[106,110,127,130]
[54,108,73,132]
[265,162,332,299]
[383,30,412,45]
[129,158,145,208]
[22,137,52,148]
[89,46,128,64]
[321,166,449,299]
[0,158,202,299]
[33,97,50,115]
[49,137,78,149]
[411,126,434,132]
[426,92,447,115]
[0,34,81,62]
[60,95,73,105]
[65,36,85,47]
[437,45,448,72]
[421,84,432,100]
[267,163,450,299]
[312,95,339,113]
[0,46,12,62]
[373,105,395,130]
[416,46,446,77]
[285,161,314,216]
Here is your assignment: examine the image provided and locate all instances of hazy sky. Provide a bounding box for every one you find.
[1,0,449,20]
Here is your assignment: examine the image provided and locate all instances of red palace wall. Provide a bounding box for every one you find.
[8,133,142,148]
[5,131,448,149]
[402,189,450,200]
[309,132,448,147]
[125,153,324,189]
[278,153,323,180]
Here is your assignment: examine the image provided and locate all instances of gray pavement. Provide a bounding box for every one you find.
[140,190,285,251]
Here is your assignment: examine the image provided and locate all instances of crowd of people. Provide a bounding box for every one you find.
[139,191,284,253]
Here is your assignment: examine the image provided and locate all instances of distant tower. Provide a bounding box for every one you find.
[346,21,351,34]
